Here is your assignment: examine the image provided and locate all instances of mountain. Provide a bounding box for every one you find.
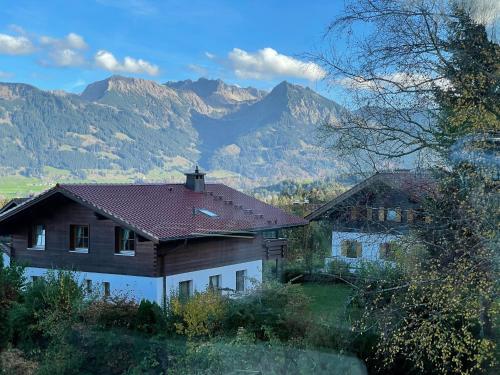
[165,77,267,116]
[0,76,344,189]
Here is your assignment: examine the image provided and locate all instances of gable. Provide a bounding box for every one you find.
[0,189,156,241]
[306,171,434,221]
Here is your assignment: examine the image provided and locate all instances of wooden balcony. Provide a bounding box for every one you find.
[263,238,287,260]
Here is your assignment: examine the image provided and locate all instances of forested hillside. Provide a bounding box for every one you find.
[0,76,345,192]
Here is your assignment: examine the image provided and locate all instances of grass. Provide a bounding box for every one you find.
[300,282,355,327]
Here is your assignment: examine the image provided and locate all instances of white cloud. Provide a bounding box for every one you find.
[338,72,449,91]
[0,71,14,79]
[0,33,35,55]
[187,63,208,76]
[48,48,86,67]
[94,50,159,76]
[227,47,326,81]
[205,51,215,60]
[40,32,88,50]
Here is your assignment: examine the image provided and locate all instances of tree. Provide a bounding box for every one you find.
[315,0,499,170]
[316,1,499,373]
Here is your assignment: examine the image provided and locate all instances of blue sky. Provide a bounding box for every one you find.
[0,0,345,99]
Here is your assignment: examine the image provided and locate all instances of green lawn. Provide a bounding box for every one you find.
[300,283,355,327]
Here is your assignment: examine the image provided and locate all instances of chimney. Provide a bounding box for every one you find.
[185,166,206,192]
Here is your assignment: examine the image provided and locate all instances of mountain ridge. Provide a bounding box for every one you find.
[0,76,344,189]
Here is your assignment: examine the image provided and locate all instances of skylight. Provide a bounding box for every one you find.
[197,208,218,217]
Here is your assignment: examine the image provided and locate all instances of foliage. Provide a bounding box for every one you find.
[170,290,227,338]
[327,258,351,278]
[172,328,366,375]
[0,258,24,350]
[0,348,38,375]
[82,296,139,330]
[224,281,311,342]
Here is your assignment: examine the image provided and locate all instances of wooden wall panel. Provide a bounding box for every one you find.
[158,236,268,276]
[10,198,156,276]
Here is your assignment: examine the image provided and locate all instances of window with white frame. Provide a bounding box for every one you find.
[179,280,192,301]
[209,274,222,293]
[29,224,45,249]
[70,225,89,252]
[115,227,136,254]
[236,270,246,292]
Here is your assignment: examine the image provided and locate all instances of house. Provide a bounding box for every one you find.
[0,168,307,304]
[305,170,435,267]
[0,197,29,215]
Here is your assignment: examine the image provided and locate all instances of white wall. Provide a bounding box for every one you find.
[328,231,400,266]
[2,253,10,267]
[24,266,164,304]
[23,259,263,305]
[166,260,262,296]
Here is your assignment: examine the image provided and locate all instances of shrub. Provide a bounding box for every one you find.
[224,281,311,341]
[0,258,24,349]
[170,290,227,338]
[0,349,38,375]
[8,270,84,348]
[83,296,138,329]
[134,299,165,334]
[326,258,351,278]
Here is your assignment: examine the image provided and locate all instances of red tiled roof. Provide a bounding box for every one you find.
[37,183,307,241]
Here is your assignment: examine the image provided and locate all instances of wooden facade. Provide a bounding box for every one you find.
[323,180,425,234]
[1,194,286,277]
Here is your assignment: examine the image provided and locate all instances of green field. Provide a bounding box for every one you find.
[301,283,355,327]
[0,175,51,199]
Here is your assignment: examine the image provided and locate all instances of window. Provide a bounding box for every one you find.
[387,208,402,222]
[407,209,414,223]
[209,274,222,293]
[378,207,385,221]
[263,230,278,239]
[366,207,373,220]
[115,227,135,254]
[85,279,92,293]
[350,206,358,220]
[196,208,218,217]
[29,224,45,249]
[70,225,89,251]
[379,242,397,261]
[387,209,397,221]
[341,240,362,258]
[179,280,192,301]
[103,282,110,297]
[236,270,246,292]
[31,275,41,283]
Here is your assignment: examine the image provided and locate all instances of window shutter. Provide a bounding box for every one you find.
[379,243,387,259]
[69,225,75,250]
[115,227,120,252]
[366,207,373,220]
[407,209,414,223]
[350,206,358,220]
[355,242,362,257]
[378,207,385,221]
[28,226,33,248]
[340,241,348,256]
[395,208,402,222]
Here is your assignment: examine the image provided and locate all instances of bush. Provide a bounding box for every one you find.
[8,270,84,348]
[0,259,24,349]
[223,281,311,341]
[0,349,38,375]
[326,258,351,278]
[83,296,138,329]
[170,290,227,338]
[134,299,165,334]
